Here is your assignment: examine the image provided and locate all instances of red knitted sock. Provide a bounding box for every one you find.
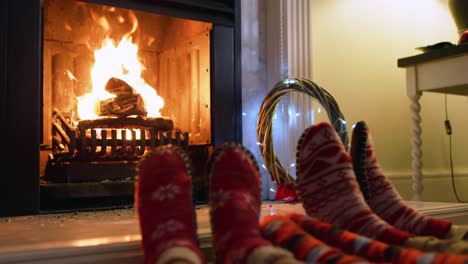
[209,142,291,264]
[260,214,369,263]
[296,122,411,246]
[350,121,452,239]
[135,145,205,264]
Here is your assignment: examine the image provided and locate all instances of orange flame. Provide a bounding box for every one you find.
[76,11,164,120]
[66,70,77,81]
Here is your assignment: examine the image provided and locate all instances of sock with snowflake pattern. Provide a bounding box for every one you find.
[296,122,411,246]
[135,145,205,264]
[209,142,296,264]
[350,121,452,239]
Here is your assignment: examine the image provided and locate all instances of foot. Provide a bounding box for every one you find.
[208,142,292,263]
[296,122,411,245]
[135,144,204,264]
[350,121,452,239]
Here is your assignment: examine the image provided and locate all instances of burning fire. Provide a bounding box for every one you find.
[76,12,164,120]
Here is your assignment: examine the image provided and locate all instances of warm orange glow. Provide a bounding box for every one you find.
[88,128,142,141]
[64,22,72,32]
[77,12,164,120]
[66,70,77,81]
[71,234,141,247]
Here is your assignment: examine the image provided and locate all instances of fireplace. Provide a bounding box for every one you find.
[0,0,241,216]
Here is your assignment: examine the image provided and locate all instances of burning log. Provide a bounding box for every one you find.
[99,93,147,117]
[51,108,76,154]
[98,77,148,117]
[105,77,136,96]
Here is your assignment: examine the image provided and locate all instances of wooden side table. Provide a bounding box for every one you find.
[398,44,468,201]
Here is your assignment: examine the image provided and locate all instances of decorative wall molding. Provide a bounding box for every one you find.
[264,0,317,194]
[387,169,468,202]
[265,0,314,83]
[386,169,468,179]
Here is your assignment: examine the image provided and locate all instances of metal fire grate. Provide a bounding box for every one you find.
[45,109,189,183]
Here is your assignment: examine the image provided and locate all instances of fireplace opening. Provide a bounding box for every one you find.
[40,0,213,211]
[1,0,239,217]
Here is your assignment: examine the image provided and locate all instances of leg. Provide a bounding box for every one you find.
[295,122,410,246]
[261,214,369,263]
[288,213,468,264]
[409,93,424,201]
[135,145,205,264]
[208,142,300,264]
[350,120,452,239]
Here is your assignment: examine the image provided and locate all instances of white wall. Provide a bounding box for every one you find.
[241,0,278,199]
[310,0,468,202]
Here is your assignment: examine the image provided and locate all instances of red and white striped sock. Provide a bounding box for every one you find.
[209,142,294,264]
[350,121,452,239]
[260,214,370,263]
[296,122,411,246]
[135,145,205,264]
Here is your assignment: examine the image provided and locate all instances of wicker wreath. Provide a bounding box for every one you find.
[256,78,349,185]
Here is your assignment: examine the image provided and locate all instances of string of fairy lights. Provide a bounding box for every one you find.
[256,78,349,185]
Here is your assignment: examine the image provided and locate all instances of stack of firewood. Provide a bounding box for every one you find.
[99,77,147,117]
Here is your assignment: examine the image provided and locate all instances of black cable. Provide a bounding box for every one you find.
[444,94,466,203]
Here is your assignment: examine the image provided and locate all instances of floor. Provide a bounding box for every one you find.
[1,201,468,263]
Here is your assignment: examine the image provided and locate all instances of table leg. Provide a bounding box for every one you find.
[410,94,423,201]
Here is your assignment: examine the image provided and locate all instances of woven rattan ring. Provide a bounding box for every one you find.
[256,78,349,185]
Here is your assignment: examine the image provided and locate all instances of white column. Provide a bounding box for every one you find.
[288,0,315,177]
[268,0,315,182]
[286,0,312,79]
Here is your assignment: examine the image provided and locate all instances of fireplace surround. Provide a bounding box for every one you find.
[0,0,241,217]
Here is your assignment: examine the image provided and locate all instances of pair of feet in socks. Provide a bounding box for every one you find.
[296,121,455,247]
[135,143,297,264]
